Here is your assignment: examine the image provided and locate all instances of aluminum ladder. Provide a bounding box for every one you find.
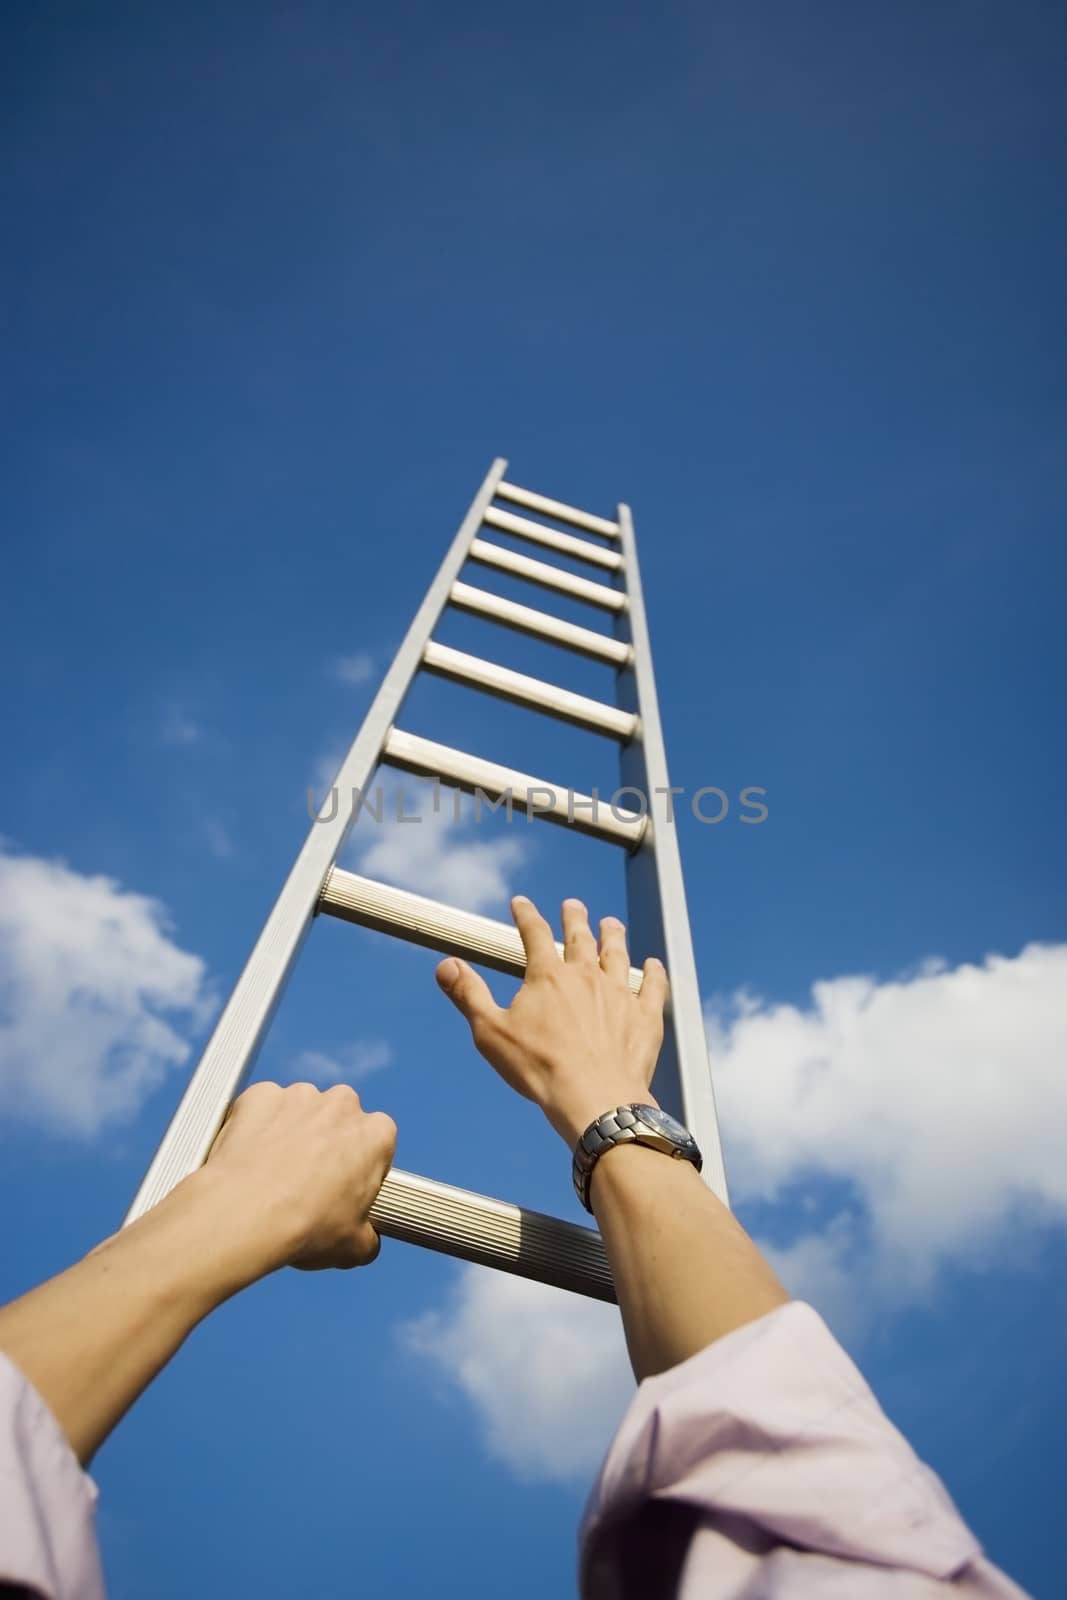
[124,458,728,1302]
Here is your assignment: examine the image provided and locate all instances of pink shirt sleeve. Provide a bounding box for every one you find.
[579,1301,1030,1600]
[0,1352,104,1600]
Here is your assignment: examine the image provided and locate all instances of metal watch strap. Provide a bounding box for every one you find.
[571,1104,700,1213]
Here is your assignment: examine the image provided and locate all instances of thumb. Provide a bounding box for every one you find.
[435,957,498,1030]
[639,956,669,1021]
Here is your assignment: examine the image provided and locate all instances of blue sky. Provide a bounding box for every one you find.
[2,3,1065,1597]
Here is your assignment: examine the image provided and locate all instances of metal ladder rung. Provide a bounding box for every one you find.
[449,583,633,666]
[469,538,626,613]
[382,728,648,847]
[319,867,648,993]
[483,507,624,572]
[370,1168,614,1301]
[496,480,620,541]
[422,641,637,741]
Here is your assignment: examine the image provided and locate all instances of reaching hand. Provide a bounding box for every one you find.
[205,1081,397,1273]
[435,895,668,1146]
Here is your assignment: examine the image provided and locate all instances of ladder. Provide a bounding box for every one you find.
[124,459,728,1302]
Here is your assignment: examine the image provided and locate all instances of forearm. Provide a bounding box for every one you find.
[589,1144,789,1381]
[0,1169,266,1464]
[0,1083,394,1469]
[548,1082,790,1382]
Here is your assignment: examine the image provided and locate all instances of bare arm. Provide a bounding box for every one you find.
[0,1082,396,1464]
[435,894,787,1381]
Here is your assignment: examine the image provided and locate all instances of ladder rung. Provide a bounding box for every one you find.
[422,641,637,741]
[382,728,647,847]
[483,507,624,572]
[469,539,626,613]
[370,1167,614,1302]
[496,480,620,541]
[320,867,647,993]
[449,583,633,666]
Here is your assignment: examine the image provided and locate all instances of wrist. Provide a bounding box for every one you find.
[542,1086,660,1148]
[587,1135,703,1210]
[138,1168,292,1308]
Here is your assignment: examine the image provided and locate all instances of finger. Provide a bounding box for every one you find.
[295,1223,381,1274]
[355,1222,382,1267]
[598,915,630,983]
[510,895,560,975]
[639,956,669,1020]
[436,958,500,1030]
[365,1109,398,1168]
[228,1081,282,1123]
[324,1082,361,1108]
[561,898,598,964]
[235,1081,282,1104]
[286,1080,322,1102]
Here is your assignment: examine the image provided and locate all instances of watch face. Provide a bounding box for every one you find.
[636,1106,690,1143]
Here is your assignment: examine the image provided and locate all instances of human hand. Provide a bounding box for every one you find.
[203,1081,397,1275]
[435,895,668,1146]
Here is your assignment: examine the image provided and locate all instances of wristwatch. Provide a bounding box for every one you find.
[572,1104,703,1213]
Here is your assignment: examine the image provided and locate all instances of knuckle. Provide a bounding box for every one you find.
[240,1080,281,1103]
[370,1111,398,1152]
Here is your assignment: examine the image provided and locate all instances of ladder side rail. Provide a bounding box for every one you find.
[613,503,730,1206]
[123,457,510,1224]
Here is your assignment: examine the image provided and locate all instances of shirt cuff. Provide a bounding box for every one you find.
[0,1351,105,1600]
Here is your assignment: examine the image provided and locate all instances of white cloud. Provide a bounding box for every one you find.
[351,781,526,914]
[400,1267,632,1483]
[707,942,1067,1306]
[758,1216,865,1339]
[0,848,210,1135]
[290,1039,392,1085]
[203,818,234,860]
[330,652,375,687]
[159,703,203,747]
